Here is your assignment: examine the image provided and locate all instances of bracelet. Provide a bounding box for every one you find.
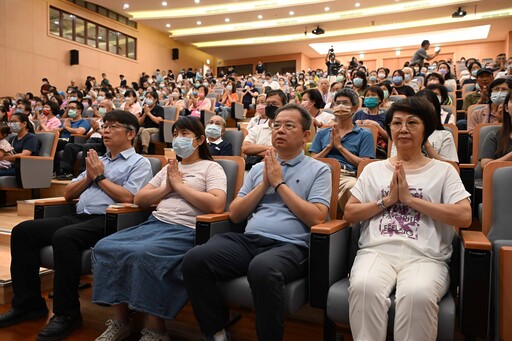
[274,181,286,192]
[376,198,386,211]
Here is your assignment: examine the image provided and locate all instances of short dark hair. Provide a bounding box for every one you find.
[364,86,384,101]
[266,89,288,106]
[302,89,325,109]
[146,91,159,100]
[489,78,512,94]
[124,89,137,98]
[421,40,430,47]
[426,84,449,104]
[12,113,35,134]
[415,89,443,130]
[104,110,140,135]
[69,100,84,112]
[198,85,209,96]
[172,116,213,161]
[425,72,445,85]
[45,100,60,117]
[274,103,312,131]
[353,70,368,88]
[385,97,436,144]
[0,123,10,136]
[334,88,360,106]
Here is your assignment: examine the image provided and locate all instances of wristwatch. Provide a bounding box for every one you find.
[376,198,387,211]
[94,174,106,185]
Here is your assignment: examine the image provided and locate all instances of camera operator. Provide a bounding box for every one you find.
[326,47,341,83]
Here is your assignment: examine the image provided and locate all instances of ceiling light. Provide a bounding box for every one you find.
[289,11,294,15]
[225,18,230,22]
[166,23,171,28]
[355,3,361,7]
[258,15,263,19]
[54,21,59,24]
[325,7,330,12]
[452,7,467,18]
[359,52,365,59]
[197,20,202,25]
[122,3,129,9]
[395,49,401,56]
[98,36,103,40]
[162,1,167,6]
[194,0,200,3]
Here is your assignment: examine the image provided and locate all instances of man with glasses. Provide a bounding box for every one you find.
[57,99,114,180]
[242,89,287,169]
[183,103,332,341]
[0,110,153,340]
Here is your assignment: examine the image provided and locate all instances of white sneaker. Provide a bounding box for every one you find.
[139,328,170,341]
[95,319,133,341]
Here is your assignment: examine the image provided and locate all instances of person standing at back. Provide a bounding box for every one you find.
[410,40,440,67]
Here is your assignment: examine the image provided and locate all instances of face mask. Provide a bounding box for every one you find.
[68,109,78,118]
[82,102,89,110]
[195,83,200,88]
[69,97,77,101]
[336,76,344,82]
[14,108,24,114]
[301,100,312,110]
[42,108,51,116]
[192,91,198,97]
[98,107,107,116]
[378,73,386,79]
[97,96,105,102]
[205,124,222,139]
[332,105,353,120]
[36,106,43,112]
[172,136,197,159]
[363,97,379,109]
[369,76,377,82]
[392,76,403,85]
[226,85,233,91]
[265,105,279,119]
[437,95,443,104]
[414,67,420,73]
[9,122,21,133]
[383,90,389,99]
[353,78,363,87]
[491,91,507,105]
[421,68,427,74]
[145,99,154,106]
[256,104,266,112]
[471,70,478,77]
[125,97,133,105]
[203,82,209,87]
[246,81,253,87]
[404,74,411,82]
[439,69,448,75]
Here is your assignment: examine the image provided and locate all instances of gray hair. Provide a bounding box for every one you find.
[333,88,360,106]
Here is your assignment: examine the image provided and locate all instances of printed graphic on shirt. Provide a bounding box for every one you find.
[378,187,423,239]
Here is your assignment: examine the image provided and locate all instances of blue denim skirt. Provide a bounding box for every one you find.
[92,215,195,319]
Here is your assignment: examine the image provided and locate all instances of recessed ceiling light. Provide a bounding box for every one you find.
[225,18,230,22]
[325,7,330,11]
[197,20,202,25]
[161,1,167,6]
[166,23,171,28]
[54,21,59,24]
[355,2,361,7]
[194,0,200,3]
[258,15,263,19]
[289,11,294,15]
[123,3,129,9]
[98,36,103,40]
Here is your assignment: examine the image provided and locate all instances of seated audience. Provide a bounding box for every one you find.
[182,103,332,341]
[391,69,415,97]
[481,92,512,168]
[92,116,227,341]
[246,94,268,131]
[36,101,62,132]
[188,85,212,117]
[462,68,494,111]
[135,91,164,154]
[301,89,334,130]
[216,81,238,120]
[120,90,142,117]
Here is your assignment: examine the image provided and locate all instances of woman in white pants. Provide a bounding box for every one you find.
[344,97,472,341]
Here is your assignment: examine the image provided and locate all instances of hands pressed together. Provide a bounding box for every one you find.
[262,149,283,189]
[85,149,105,182]
[166,158,183,192]
[386,161,413,207]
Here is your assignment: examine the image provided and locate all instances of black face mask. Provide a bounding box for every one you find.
[265,105,279,119]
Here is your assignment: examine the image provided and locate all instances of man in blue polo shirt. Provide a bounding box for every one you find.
[309,88,375,213]
[0,111,153,340]
[182,103,332,341]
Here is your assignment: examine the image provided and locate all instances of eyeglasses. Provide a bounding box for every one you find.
[388,120,422,131]
[333,100,352,106]
[207,120,223,126]
[102,123,133,131]
[272,121,297,130]
[67,106,78,110]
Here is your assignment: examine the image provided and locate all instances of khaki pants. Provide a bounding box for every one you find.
[338,170,357,213]
[135,127,160,151]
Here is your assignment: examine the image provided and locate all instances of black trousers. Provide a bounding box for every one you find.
[60,138,104,174]
[10,214,105,317]
[182,233,308,341]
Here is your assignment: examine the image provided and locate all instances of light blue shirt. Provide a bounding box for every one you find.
[309,125,375,172]
[239,151,331,247]
[72,148,153,215]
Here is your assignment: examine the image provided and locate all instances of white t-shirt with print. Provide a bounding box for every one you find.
[350,159,470,262]
[149,160,227,229]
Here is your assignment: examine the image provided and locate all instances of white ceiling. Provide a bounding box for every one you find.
[87,0,512,60]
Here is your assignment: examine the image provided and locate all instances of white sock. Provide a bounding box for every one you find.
[213,329,228,341]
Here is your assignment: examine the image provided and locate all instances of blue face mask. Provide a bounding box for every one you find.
[383,90,389,99]
[14,108,24,114]
[353,78,363,87]
[205,124,222,139]
[369,76,377,82]
[145,99,154,106]
[172,136,197,159]
[392,76,403,85]
[363,97,379,109]
[69,97,77,101]
[68,109,77,118]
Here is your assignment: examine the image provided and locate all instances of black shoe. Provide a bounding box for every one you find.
[0,307,49,328]
[37,314,83,341]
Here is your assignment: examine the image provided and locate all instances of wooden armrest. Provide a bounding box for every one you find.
[196,213,230,223]
[106,204,155,214]
[17,155,53,161]
[34,197,77,206]
[461,230,492,250]
[311,220,350,234]
[459,163,475,169]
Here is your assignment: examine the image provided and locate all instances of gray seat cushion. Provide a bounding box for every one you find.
[326,278,455,341]
[0,176,18,188]
[219,277,307,314]
[40,246,92,275]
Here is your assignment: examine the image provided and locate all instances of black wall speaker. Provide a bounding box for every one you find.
[70,49,79,65]
[172,48,179,60]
